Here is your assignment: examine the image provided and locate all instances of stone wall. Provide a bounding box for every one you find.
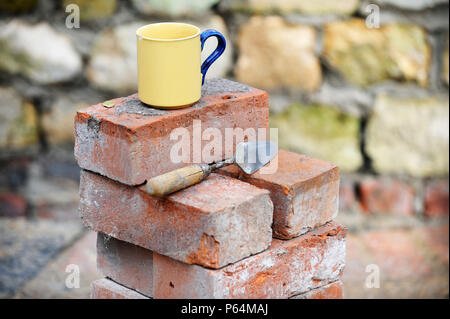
[0,0,448,220]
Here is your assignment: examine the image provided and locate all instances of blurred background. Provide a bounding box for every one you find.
[0,0,448,299]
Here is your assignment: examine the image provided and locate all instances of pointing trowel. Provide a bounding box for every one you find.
[143,141,278,197]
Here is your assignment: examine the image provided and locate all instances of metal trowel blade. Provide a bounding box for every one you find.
[235,141,278,175]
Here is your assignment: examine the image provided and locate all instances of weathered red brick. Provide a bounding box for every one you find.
[360,229,432,279]
[424,179,449,217]
[290,281,343,299]
[0,192,27,218]
[340,233,370,282]
[359,178,415,216]
[80,170,273,269]
[218,150,339,239]
[74,78,269,186]
[153,222,347,299]
[339,179,357,212]
[415,224,449,264]
[90,278,149,299]
[94,223,346,299]
[97,232,154,297]
[33,203,79,220]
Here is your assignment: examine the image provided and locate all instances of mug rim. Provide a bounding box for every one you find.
[136,22,201,42]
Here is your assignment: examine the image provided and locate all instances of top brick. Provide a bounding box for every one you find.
[74,78,269,186]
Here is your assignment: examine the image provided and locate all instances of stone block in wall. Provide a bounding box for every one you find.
[323,19,430,87]
[42,92,103,145]
[0,87,38,151]
[62,0,117,21]
[131,0,219,17]
[22,162,80,220]
[366,94,449,177]
[235,16,321,92]
[86,22,142,94]
[220,0,360,16]
[41,100,86,145]
[86,16,231,94]
[0,20,82,84]
[368,0,448,11]
[443,35,449,86]
[0,0,37,13]
[270,103,362,172]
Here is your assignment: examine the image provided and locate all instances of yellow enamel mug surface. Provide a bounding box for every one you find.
[136,22,226,108]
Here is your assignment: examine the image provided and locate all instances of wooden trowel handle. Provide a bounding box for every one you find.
[143,164,212,197]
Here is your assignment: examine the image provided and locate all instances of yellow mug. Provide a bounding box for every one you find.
[136,22,226,109]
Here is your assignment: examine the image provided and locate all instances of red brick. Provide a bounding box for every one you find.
[97,232,154,297]
[339,179,357,212]
[0,192,27,218]
[340,234,370,282]
[33,203,79,221]
[414,224,449,264]
[90,278,149,299]
[360,229,431,279]
[343,228,449,299]
[218,150,339,239]
[80,170,273,269]
[359,178,415,216]
[424,179,449,217]
[153,222,347,299]
[74,78,269,186]
[290,281,344,299]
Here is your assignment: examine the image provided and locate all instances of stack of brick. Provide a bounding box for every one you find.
[74,78,347,299]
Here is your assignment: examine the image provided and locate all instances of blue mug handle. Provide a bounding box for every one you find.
[200,30,226,85]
